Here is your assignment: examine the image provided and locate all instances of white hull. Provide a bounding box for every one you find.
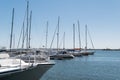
[50,54,74,60]
[0,63,54,80]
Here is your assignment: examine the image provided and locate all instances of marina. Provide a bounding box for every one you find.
[1,0,120,80]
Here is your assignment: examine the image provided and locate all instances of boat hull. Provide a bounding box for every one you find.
[50,54,74,60]
[71,52,82,57]
[80,51,94,56]
[0,63,54,80]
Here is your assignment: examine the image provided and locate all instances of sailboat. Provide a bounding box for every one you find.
[80,24,95,55]
[0,57,54,80]
[50,17,74,60]
[70,22,82,57]
[0,2,54,80]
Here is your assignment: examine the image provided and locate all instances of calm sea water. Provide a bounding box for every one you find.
[41,50,120,80]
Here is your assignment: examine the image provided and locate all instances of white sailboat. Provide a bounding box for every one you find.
[80,24,95,55]
[70,22,82,57]
[0,57,54,80]
[50,17,74,60]
[0,2,54,80]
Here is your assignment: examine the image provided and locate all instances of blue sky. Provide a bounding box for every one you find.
[0,0,120,49]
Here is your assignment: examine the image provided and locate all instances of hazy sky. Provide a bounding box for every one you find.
[0,0,120,49]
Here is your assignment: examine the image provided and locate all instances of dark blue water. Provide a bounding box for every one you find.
[41,50,120,80]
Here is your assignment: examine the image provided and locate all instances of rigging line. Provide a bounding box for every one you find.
[50,25,58,49]
[17,8,27,48]
[87,28,95,49]
[17,22,24,48]
[59,32,65,49]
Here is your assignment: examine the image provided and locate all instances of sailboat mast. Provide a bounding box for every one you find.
[85,24,87,51]
[46,21,48,49]
[13,34,15,48]
[63,32,65,49]
[26,1,29,49]
[29,11,32,48]
[78,20,81,51]
[57,16,60,52]
[73,24,75,50]
[10,8,14,50]
[22,21,25,48]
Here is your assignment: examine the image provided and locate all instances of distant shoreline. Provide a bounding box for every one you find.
[1,48,120,52]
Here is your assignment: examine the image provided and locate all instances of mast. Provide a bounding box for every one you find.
[78,20,81,51]
[13,34,15,48]
[26,1,29,49]
[46,21,48,49]
[63,32,65,50]
[85,24,87,51]
[10,8,14,50]
[22,21,25,48]
[57,16,60,53]
[29,11,32,48]
[73,24,75,51]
